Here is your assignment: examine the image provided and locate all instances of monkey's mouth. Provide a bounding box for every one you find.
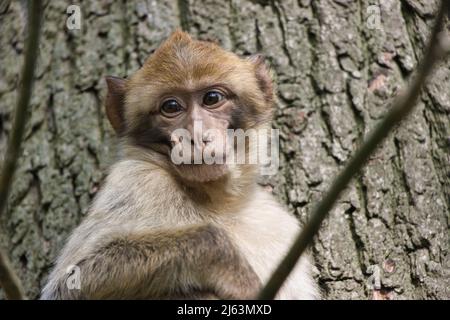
[173,163,229,183]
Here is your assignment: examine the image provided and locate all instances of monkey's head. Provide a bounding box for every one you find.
[105,30,275,183]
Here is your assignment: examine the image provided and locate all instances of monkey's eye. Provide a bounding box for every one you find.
[203,91,224,107]
[161,99,183,116]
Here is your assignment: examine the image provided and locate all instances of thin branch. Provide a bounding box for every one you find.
[0,0,44,300]
[258,0,450,300]
[0,249,26,300]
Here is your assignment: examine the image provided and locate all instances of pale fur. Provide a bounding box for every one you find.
[42,30,320,300]
[42,144,319,299]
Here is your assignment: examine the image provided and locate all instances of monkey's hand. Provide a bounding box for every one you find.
[197,224,262,300]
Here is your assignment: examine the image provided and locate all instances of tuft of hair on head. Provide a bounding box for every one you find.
[166,28,193,44]
[145,28,193,64]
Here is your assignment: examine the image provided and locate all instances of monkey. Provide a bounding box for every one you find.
[41,30,320,300]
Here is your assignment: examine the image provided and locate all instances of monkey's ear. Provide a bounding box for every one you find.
[248,54,274,104]
[105,76,127,135]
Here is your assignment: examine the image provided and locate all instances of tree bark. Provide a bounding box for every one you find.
[0,0,448,299]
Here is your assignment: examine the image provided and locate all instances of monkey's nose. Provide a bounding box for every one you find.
[190,137,207,153]
[191,134,211,147]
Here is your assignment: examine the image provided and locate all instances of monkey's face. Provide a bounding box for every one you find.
[133,86,241,182]
[105,30,274,183]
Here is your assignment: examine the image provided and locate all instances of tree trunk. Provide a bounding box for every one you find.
[0,0,448,299]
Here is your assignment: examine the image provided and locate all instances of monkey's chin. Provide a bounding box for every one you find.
[174,164,229,183]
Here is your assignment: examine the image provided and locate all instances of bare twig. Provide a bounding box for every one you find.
[258,0,450,300]
[0,0,44,300]
[0,250,26,300]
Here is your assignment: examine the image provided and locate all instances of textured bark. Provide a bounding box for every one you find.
[0,0,448,299]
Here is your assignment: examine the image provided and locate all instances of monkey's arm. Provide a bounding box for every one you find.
[44,224,261,300]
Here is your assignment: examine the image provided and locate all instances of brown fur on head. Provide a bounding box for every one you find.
[105,29,275,183]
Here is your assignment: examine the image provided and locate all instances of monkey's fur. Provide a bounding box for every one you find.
[41,30,320,300]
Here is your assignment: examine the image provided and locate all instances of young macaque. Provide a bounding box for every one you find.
[41,30,319,299]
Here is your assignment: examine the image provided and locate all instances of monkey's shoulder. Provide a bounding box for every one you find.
[91,159,190,216]
[229,188,320,299]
